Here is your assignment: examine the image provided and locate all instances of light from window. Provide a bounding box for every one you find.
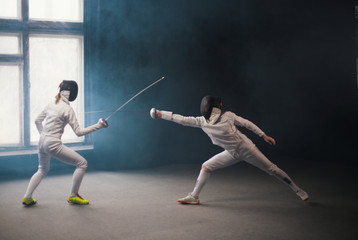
[0,65,22,145]
[29,35,84,144]
[0,34,21,54]
[0,0,21,20]
[29,0,83,22]
[0,0,87,155]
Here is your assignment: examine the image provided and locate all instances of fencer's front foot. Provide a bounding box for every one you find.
[296,189,309,201]
[99,118,108,128]
[22,197,37,206]
[68,194,89,205]
[177,193,200,205]
[150,108,159,119]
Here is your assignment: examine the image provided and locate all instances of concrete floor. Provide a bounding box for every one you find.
[0,160,357,240]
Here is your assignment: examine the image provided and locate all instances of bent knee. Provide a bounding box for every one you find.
[38,166,50,177]
[201,164,211,173]
[77,159,88,169]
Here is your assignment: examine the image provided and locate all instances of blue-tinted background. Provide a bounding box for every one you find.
[1,0,357,177]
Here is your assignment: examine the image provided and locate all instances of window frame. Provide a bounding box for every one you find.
[0,0,93,156]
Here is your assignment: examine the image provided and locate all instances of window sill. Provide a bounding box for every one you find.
[0,144,94,157]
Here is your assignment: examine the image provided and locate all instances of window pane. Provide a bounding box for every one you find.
[0,34,21,54]
[29,0,83,22]
[0,65,22,145]
[29,35,84,144]
[0,0,21,19]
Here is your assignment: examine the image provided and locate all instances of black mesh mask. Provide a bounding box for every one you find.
[59,80,78,102]
[200,96,222,120]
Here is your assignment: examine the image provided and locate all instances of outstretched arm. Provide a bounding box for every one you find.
[151,108,204,128]
[156,110,163,118]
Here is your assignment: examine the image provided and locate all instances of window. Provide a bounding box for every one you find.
[29,0,83,22]
[0,0,21,20]
[0,64,22,146]
[0,0,91,156]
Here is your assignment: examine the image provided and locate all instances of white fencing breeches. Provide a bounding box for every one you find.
[201,147,300,193]
[24,135,88,198]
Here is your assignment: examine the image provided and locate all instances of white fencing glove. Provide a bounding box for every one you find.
[98,118,108,128]
[150,108,159,119]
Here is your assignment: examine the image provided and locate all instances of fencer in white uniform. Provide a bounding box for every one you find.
[150,96,309,204]
[22,80,108,206]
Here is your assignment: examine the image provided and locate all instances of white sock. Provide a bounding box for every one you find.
[191,170,211,198]
[24,170,46,199]
[270,166,300,192]
[70,167,86,197]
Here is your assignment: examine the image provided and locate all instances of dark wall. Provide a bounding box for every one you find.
[84,0,357,170]
[1,0,355,177]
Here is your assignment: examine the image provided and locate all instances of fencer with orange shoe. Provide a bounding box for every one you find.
[150,96,309,204]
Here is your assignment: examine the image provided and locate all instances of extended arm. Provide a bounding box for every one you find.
[151,108,204,128]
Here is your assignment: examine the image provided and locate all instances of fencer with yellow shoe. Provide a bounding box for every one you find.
[23,80,108,206]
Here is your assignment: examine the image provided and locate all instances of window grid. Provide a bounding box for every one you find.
[0,0,91,156]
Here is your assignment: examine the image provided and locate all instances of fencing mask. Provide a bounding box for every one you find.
[59,80,78,102]
[200,96,222,120]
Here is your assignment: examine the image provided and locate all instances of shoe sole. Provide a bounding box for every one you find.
[177,200,200,205]
[22,201,36,206]
[67,199,89,205]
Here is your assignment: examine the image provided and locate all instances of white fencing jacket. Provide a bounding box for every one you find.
[35,96,102,139]
[161,110,265,157]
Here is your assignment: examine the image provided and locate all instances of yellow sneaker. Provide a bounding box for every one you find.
[22,198,37,206]
[67,194,89,205]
